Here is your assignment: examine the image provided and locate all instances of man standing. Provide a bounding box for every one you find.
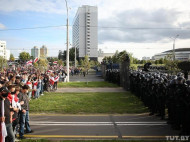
[0,87,15,142]
[18,85,33,139]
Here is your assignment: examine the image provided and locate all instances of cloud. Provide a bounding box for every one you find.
[0,23,6,29]
[98,8,190,43]
[0,0,66,14]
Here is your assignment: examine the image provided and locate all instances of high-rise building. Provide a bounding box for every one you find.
[72,5,98,61]
[6,49,10,60]
[31,46,40,59]
[0,40,7,59]
[40,45,48,58]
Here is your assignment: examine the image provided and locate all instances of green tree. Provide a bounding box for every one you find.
[30,56,34,60]
[140,60,146,64]
[33,62,38,68]
[58,59,64,66]
[59,47,79,61]
[19,52,30,62]
[112,50,119,63]
[155,60,159,65]
[158,58,164,64]
[58,50,63,60]
[47,57,58,66]
[133,58,138,64]
[0,56,7,71]
[38,59,48,71]
[10,54,15,61]
[81,55,91,71]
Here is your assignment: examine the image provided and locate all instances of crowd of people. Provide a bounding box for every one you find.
[0,65,64,141]
[130,71,190,135]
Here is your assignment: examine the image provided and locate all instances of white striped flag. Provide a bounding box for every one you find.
[47,70,53,73]
[34,57,39,63]
[26,60,32,65]
[53,61,58,64]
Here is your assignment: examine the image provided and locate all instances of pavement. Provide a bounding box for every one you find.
[25,114,179,140]
[69,73,104,82]
[56,87,126,93]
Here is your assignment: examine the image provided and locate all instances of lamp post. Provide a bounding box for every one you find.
[172,34,179,61]
[74,46,76,68]
[65,0,69,82]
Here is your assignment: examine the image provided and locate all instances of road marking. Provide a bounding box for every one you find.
[30,124,167,126]
[23,135,118,138]
[30,121,166,124]
[117,124,167,126]
[22,135,166,139]
[30,121,167,126]
[123,136,166,138]
[31,124,114,126]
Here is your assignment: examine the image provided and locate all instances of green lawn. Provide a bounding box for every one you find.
[30,92,148,114]
[57,81,119,88]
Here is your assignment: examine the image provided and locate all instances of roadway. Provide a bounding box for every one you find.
[25,114,179,140]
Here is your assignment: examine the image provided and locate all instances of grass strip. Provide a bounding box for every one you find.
[30,92,148,114]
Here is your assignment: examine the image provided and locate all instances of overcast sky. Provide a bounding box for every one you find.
[0,0,190,59]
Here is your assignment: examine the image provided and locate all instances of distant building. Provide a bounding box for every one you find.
[98,49,115,63]
[40,45,48,58]
[0,40,10,60]
[6,49,10,60]
[142,57,150,61]
[72,5,98,61]
[31,46,40,59]
[152,48,190,61]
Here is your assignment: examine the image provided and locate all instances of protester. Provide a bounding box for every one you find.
[0,62,69,141]
[18,85,33,139]
[0,87,15,142]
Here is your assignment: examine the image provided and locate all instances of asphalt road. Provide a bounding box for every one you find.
[56,87,126,93]
[69,73,104,82]
[24,114,179,140]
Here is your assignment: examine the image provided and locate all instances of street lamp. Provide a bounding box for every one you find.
[74,46,76,68]
[65,0,69,82]
[172,34,179,61]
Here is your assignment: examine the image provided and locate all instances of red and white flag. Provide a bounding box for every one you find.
[59,65,63,69]
[54,76,59,82]
[53,61,58,64]
[47,70,53,73]
[26,60,32,65]
[1,100,7,142]
[34,57,39,63]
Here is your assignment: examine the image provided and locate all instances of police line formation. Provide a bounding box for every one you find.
[105,66,190,135]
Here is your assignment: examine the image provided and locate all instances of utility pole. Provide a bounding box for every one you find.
[75,46,76,68]
[65,0,69,82]
[172,34,179,61]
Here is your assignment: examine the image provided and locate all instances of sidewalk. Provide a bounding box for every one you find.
[56,87,126,93]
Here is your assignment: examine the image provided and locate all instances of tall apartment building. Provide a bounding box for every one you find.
[40,45,48,58]
[0,40,7,59]
[31,46,40,59]
[72,5,98,60]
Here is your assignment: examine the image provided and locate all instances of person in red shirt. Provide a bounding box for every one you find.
[7,85,23,134]
[53,73,59,90]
